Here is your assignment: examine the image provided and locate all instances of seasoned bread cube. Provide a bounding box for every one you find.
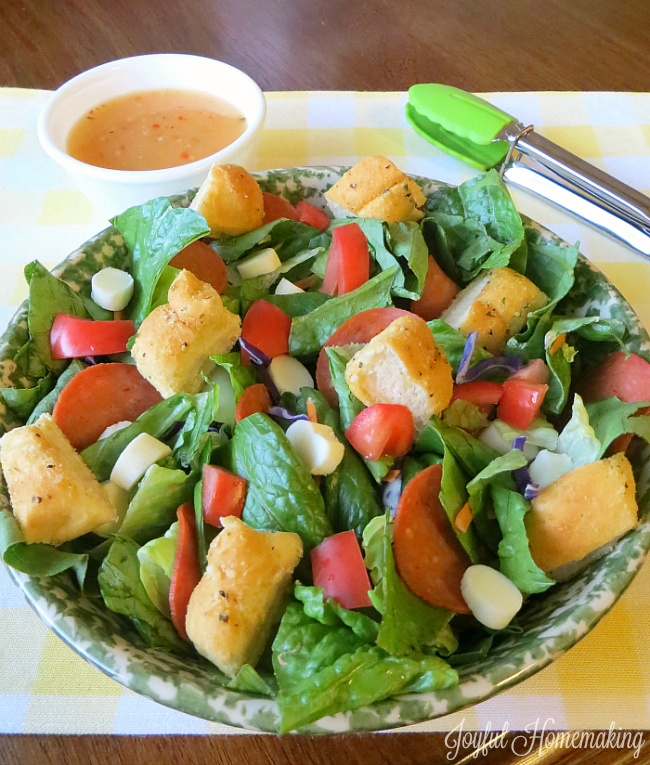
[345,314,453,433]
[324,156,425,224]
[190,164,264,237]
[132,270,241,398]
[0,414,116,545]
[186,517,302,677]
[441,267,548,353]
[525,453,638,573]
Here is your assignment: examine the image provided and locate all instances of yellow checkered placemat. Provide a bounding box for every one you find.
[1,89,650,734]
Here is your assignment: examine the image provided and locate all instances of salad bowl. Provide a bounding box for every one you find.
[1,166,650,733]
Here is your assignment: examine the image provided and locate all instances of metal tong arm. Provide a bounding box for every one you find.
[496,122,650,230]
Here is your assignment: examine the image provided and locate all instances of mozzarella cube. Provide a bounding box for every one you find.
[268,355,314,397]
[275,278,304,295]
[286,420,345,475]
[99,420,132,440]
[91,267,134,312]
[237,248,282,279]
[461,564,523,630]
[110,433,172,491]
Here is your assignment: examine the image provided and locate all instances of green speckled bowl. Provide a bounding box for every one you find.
[2,167,650,733]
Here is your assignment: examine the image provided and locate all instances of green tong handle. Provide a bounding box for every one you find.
[406,84,514,170]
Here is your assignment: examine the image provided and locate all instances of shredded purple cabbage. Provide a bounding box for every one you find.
[461,356,525,383]
[456,332,478,384]
[524,482,540,501]
[512,436,532,495]
[267,406,309,423]
[382,476,402,518]
[238,337,271,367]
[512,435,527,452]
[81,356,99,366]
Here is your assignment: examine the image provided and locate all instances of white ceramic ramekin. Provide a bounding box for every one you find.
[37,54,266,219]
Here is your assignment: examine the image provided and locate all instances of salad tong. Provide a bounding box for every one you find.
[406,84,650,258]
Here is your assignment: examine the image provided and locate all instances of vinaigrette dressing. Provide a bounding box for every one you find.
[66,89,247,171]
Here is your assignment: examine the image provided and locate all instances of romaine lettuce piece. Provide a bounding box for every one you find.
[137,521,179,617]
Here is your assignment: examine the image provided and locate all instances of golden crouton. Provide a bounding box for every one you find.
[324,157,426,224]
[190,164,264,237]
[525,453,638,573]
[132,270,241,398]
[345,314,453,433]
[441,267,548,353]
[186,517,302,677]
[0,414,116,545]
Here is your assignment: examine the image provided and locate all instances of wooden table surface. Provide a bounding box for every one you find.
[1,1,649,763]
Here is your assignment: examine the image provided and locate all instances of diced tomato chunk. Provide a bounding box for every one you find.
[510,358,550,385]
[169,240,228,294]
[169,503,202,641]
[315,307,414,408]
[294,201,330,232]
[311,530,372,609]
[393,463,470,613]
[262,192,299,224]
[235,383,272,422]
[580,351,650,404]
[451,381,504,405]
[202,465,246,527]
[240,300,291,365]
[345,404,414,461]
[320,222,369,296]
[497,380,548,431]
[410,255,460,320]
[50,313,135,359]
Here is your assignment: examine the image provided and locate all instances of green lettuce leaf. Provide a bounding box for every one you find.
[442,399,490,432]
[26,359,86,424]
[585,397,650,457]
[388,221,429,299]
[0,372,55,420]
[136,521,179,618]
[24,260,90,373]
[426,319,492,375]
[212,219,323,264]
[98,536,184,650]
[362,515,454,657]
[225,665,275,697]
[150,265,181,311]
[232,413,332,551]
[111,197,210,327]
[264,291,331,317]
[0,509,88,587]
[556,394,601,468]
[288,267,397,356]
[118,465,196,545]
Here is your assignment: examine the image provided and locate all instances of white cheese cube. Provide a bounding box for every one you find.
[99,420,132,440]
[275,278,304,295]
[460,564,523,630]
[91,267,135,312]
[286,420,345,476]
[268,355,314,397]
[237,248,282,279]
[110,433,172,491]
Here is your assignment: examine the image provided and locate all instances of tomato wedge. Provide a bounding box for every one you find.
[410,255,460,320]
[345,404,414,461]
[202,465,246,527]
[580,351,650,404]
[510,358,550,385]
[393,463,470,614]
[235,383,272,422]
[262,192,300,224]
[169,240,228,294]
[240,300,291,365]
[169,503,202,641]
[52,362,162,450]
[316,307,414,408]
[295,200,330,232]
[51,313,135,359]
[321,222,370,296]
[497,380,548,431]
[451,381,504,405]
[311,530,372,609]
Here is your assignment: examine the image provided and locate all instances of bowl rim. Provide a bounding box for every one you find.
[36,53,267,186]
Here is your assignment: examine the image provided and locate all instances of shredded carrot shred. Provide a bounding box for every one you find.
[549,333,566,355]
[384,469,401,483]
[455,502,473,533]
[306,398,318,423]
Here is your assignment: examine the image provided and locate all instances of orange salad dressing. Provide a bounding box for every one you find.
[66,89,247,171]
